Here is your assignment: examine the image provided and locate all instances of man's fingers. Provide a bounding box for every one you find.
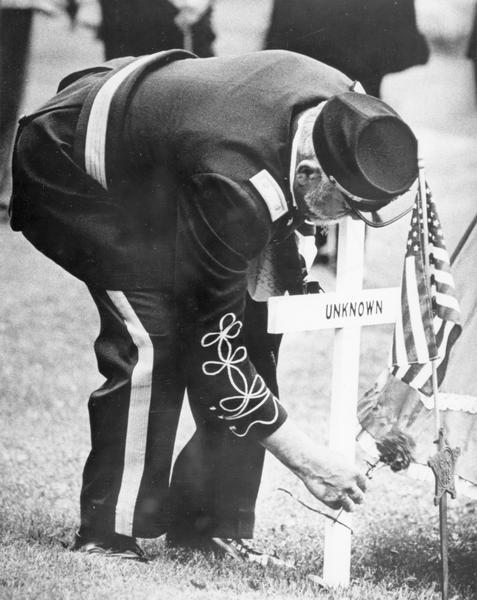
[347,485,365,505]
[325,485,363,512]
[337,486,364,512]
[338,496,355,513]
[356,473,367,492]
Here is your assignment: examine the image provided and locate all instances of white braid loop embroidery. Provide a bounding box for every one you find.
[201,313,279,437]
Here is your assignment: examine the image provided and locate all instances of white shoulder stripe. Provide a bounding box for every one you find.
[84,55,158,189]
[250,169,288,222]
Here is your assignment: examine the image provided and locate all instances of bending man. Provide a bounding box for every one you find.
[10,49,418,561]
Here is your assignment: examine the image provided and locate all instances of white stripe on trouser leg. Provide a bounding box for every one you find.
[106,291,154,536]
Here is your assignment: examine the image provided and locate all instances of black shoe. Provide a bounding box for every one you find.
[166,533,293,568]
[71,530,148,562]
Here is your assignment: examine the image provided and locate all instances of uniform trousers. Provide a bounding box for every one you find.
[81,288,281,540]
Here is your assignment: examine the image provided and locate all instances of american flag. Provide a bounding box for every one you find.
[391,186,461,396]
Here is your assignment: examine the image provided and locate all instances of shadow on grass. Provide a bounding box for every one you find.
[2,499,475,598]
[152,542,304,596]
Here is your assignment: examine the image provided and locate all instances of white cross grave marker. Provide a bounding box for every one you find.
[268,217,400,587]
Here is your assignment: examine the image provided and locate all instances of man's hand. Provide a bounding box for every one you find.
[261,419,366,512]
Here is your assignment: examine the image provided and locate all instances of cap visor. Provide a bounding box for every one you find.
[351,186,417,228]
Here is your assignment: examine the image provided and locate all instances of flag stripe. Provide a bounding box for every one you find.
[432,246,449,262]
[393,319,459,394]
[433,281,453,299]
[404,256,431,362]
[432,269,454,287]
[420,320,456,393]
[432,257,451,274]
[433,316,445,346]
[392,309,408,366]
[435,323,462,387]
[435,291,460,313]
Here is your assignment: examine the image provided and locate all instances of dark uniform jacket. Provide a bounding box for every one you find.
[10,50,353,438]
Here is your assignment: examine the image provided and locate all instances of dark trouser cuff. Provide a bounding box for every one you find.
[168,506,255,540]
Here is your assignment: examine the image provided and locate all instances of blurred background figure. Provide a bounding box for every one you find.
[1,0,36,212]
[263,0,429,265]
[97,0,215,59]
[264,0,429,98]
[0,0,214,215]
[0,0,77,214]
[467,1,477,99]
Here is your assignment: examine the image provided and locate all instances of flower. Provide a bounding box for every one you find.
[376,428,416,472]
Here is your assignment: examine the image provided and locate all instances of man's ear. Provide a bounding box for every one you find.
[295,159,320,188]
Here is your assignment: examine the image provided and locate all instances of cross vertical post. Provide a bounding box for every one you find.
[322,217,365,587]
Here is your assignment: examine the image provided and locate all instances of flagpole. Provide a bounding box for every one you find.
[417,155,449,600]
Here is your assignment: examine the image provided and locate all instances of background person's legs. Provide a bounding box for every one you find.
[0,8,33,207]
[98,0,215,59]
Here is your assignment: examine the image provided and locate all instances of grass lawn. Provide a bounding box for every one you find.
[1,5,477,599]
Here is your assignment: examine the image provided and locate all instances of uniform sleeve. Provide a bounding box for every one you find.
[176,172,288,440]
